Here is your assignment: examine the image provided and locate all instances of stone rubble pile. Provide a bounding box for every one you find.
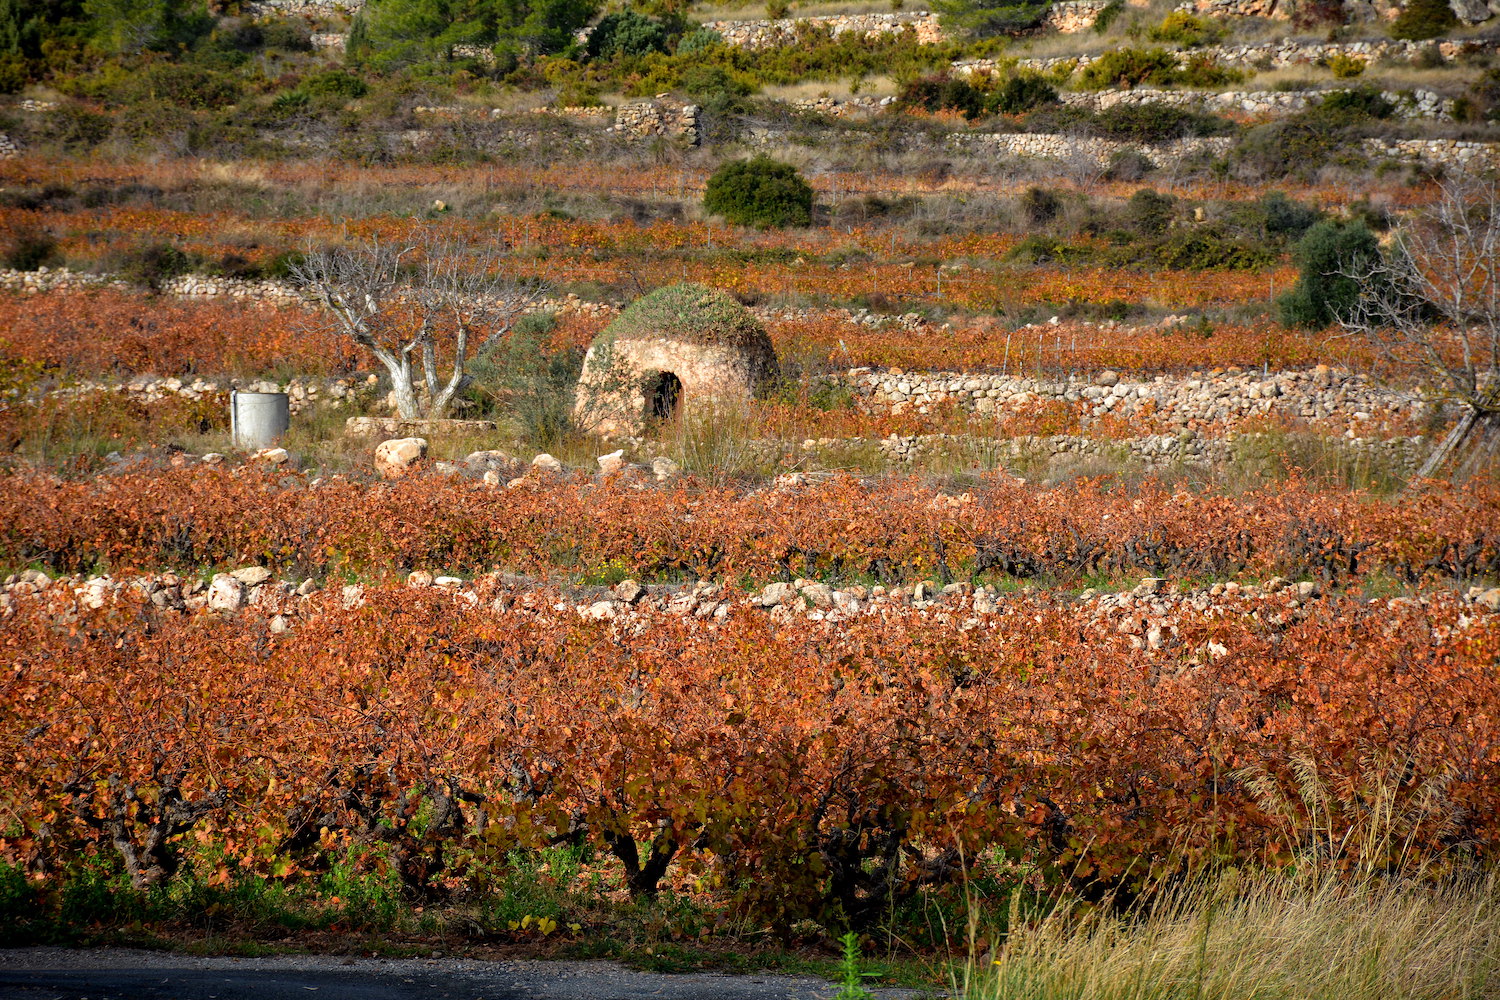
[6,566,1496,643]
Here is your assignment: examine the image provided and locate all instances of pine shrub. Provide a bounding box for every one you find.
[703,156,813,228]
[1278,220,1381,328]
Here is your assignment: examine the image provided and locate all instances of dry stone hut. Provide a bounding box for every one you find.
[574,283,779,436]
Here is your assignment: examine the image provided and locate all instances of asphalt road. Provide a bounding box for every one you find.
[0,948,929,1000]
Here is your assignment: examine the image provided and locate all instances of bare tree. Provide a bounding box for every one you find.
[290,234,545,420]
[1338,176,1500,478]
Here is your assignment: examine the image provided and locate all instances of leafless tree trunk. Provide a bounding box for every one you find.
[1337,176,1500,479]
[290,234,545,420]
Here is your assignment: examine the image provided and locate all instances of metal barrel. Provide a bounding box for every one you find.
[230,391,291,450]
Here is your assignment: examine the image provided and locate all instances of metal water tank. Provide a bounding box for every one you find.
[231,391,290,450]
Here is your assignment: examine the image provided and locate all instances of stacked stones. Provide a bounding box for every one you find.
[1059,87,1454,121]
[50,375,381,416]
[945,131,1494,170]
[1180,0,1498,22]
[609,98,700,145]
[700,11,942,49]
[1043,0,1116,32]
[241,0,361,15]
[0,134,20,160]
[957,34,1499,77]
[12,566,1496,637]
[848,365,1425,429]
[791,96,896,117]
[948,133,1235,168]
[873,430,1430,472]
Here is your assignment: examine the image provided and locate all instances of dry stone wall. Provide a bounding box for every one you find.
[847,365,1430,431]
[1178,0,1500,22]
[958,34,1499,76]
[874,429,1431,471]
[1043,0,1116,32]
[948,132,1236,167]
[699,11,942,48]
[610,98,700,144]
[1057,86,1454,119]
[242,0,359,16]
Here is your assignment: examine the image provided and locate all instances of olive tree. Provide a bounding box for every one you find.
[1336,177,1500,478]
[291,235,545,420]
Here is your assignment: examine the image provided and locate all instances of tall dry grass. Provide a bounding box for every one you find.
[958,871,1500,1000]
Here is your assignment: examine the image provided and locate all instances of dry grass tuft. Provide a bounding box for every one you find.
[959,871,1500,1000]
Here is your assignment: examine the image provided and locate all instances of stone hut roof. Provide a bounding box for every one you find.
[596,283,772,353]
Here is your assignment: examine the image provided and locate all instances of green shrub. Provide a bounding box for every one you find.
[1150,229,1275,270]
[1147,11,1225,47]
[1077,47,1179,89]
[897,73,986,118]
[1175,53,1244,87]
[300,69,369,100]
[1317,86,1394,122]
[4,229,60,270]
[934,0,1053,37]
[1004,233,1096,265]
[114,241,196,290]
[1127,188,1175,236]
[261,21,314,52]
[989,72,1057,114]
[1091,103,1235,141]
[1104,147,1155,180]
[130,63,241,109]
[1020,185,1061,224]
[676,26,723,54]
[1260,191,1320,240]
[39,104,111,149]
[1278,220,1381,328]
[264,249,307,280]
[703,156,813,228]
[1325,52,1366,78]
[1389,0,1457,41]
[468,313,582,449]
[1092,0,1123,33]
[587,11,669,58]
[0,862,42,944]
[1233,93,1388,179]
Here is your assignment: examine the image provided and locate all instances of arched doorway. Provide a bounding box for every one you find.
[647,371,682,421]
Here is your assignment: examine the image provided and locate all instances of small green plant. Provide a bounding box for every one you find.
[835,931,877,1000]
[1325,52,1366,78]
[1147,11,1225,47]
[703,156,813,229]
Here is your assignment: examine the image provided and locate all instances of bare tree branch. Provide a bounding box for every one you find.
[1337,176,1500,478]
[290,232,547,420]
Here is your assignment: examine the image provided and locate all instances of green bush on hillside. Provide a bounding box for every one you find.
[934,0,1053,37]
[1146,11,1226,47]
[990,72,1057,113]
[587,10,669,59]
[703,156,813,228]
[1278,220,1381,328]
[1389,0,1457,41]
[1077,47,1180,89]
